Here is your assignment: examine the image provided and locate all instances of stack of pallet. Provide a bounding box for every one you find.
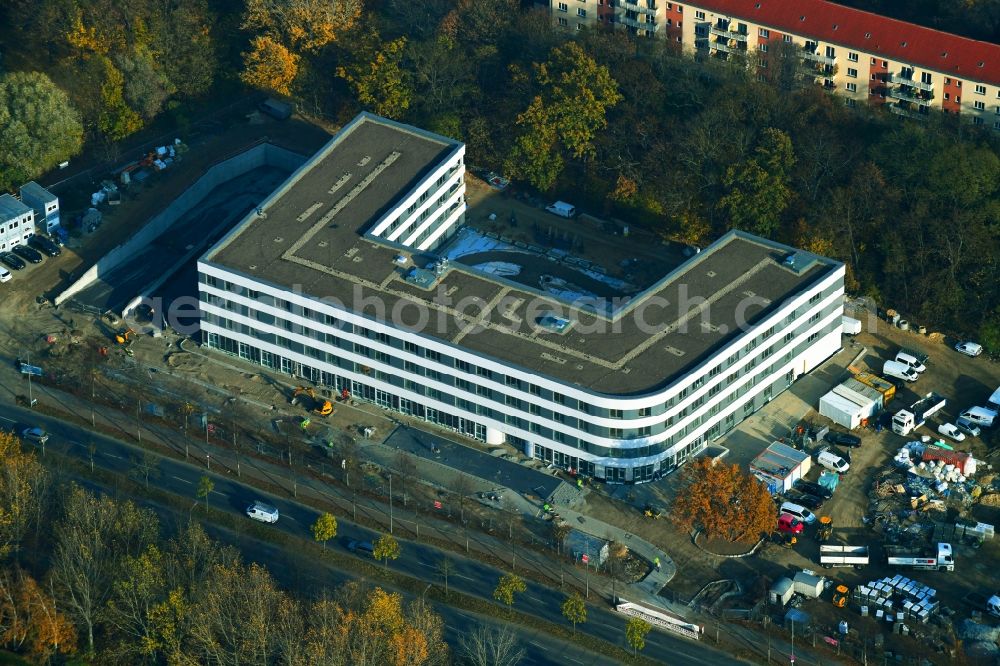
[852,574,939,625]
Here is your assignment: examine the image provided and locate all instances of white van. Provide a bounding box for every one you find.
[246,501,279,523]
[817,450,850,474]
[894,351,927,373]
[545,201,576,218]
[989,386,1000,412]
[882,360,919,383]
[960,406,997,428]
[779,501,817,524]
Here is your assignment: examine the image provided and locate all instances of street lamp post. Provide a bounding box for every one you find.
[389,474,394,534]
[25,352,35,408]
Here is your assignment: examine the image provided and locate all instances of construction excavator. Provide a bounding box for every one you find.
[832,584,850,608]
[115,328,135,344]
[817,516,834,543]
[291,386,333,417]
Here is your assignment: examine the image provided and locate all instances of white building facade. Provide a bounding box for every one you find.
[0,194,35,253]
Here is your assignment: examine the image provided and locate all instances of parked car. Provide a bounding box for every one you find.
[777,513,804,535]
[937,423,967,442]
[779,501,817,524]
[11,245,43,264]
[21,427,49,445]
[955,341,983,357]
[824,430,862,448]
[0,267,10,283]
[955,416,982,438]
[0,252,25,271]
[817,450,850,474]
[786,490,824,510]
[27,235,61,257]
[794,479,833,499]
[245,501,279,523]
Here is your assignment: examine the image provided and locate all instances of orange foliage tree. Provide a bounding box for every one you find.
[0,568,77,660]
[242,0,362,52]
[240,35,300,95]
[670,457,776,543]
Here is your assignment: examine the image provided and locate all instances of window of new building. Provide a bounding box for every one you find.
[847,67,857,78]
[976,84,987,95]
[846,82,857,92]
[425,349,441,362]
[695,10,705,19]
[759,28,769,37]
[638,406,651,417]
[975,100,986,110]
[558,2,568,11]
[609,428,623,439]
[609,408,623,419]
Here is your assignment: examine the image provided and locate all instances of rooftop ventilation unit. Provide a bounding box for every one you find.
[404,268,438,290]
[537,314,571,334]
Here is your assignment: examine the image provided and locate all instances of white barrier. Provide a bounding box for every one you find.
[615,600,703,641]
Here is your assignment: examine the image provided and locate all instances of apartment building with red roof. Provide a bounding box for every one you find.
[549,0,1000,127]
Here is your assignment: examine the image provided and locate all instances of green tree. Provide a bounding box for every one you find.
[310,512,337,550]
[505,41,622,190]
[719,128,795,237]
[625,616,651,657]
[0,71,84,191]
[196,476,214,511]
[492,572,525,610]
[337,31,413,119]
[97,57,143,141]
[561,593,586,635]
[373,533,400,571]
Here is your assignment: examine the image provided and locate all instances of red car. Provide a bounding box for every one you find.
[778,513,804,535]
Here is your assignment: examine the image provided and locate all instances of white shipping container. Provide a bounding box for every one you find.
[820,391,865,429]
[842,316,862,335]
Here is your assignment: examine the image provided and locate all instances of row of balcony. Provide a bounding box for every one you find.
[618,14,660,30]
[886,73,934,92]
[709,25,748,42]
[885,86,934,104]
[802,50,837,66]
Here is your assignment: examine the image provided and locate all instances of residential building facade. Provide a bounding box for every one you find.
[550,0,1000,127]
[198,113,845,484]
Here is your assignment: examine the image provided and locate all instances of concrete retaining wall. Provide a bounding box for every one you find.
[56,143,305,307]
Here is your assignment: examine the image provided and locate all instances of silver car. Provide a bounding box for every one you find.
[21,427,49,445]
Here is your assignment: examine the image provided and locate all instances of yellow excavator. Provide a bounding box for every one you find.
[832,584,850,608]
[817,516,833,542]
[292,386,333,417]
[115,328,135,344]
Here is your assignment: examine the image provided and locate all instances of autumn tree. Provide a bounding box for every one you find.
[719,127,796,237]
[337,31,413,120]
[104,545,169,662]
[0,432,47,560]
[311,512,337,550]
[625,616,651,657]
[506,42,623,190]
[0,568,77,660]
[459,624,524,666]
[196,476,214,511]
[50,487,158,654]
[561,593,586,635]
[0,71,84,191]
[373,533,400,571]
[492,573,525,611]
[97,57,144,141]
[241,35,300,95]
[671,457,776,544]
[242,0,361,52]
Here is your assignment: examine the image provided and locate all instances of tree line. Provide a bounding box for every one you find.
[0,431,454,664]
[2,0,998,348]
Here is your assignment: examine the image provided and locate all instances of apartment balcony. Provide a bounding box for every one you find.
[711,40,745,54]
[709,25,749,42]
[802,50,837,66]
[885,86,934,105]
[889,104,928,120]
[886,73,934,92]
[619,15,659,31]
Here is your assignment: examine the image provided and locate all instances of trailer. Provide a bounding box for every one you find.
[886,542,954,571]
[892,392,947,436]
[820,545,870,569]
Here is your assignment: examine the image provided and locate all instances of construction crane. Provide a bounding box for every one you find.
[291,386,333,417]
[115,328,135,344]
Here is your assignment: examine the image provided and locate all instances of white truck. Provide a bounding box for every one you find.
[885,542,954,571]
[820,545,870,569]
[892,392,947,436]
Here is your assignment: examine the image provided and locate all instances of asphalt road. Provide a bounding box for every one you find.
[1,403,747,666]
[384,425,562,500]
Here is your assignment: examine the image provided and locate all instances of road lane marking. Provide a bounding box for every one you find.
[528,642,549,651]
[527,595,543,604]
[0,416,13,423]
[104,453,124,460]
[454,573,475,581]
[171,476,193,484]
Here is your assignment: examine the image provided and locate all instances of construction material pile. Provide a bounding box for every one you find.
[852,574,939,627]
